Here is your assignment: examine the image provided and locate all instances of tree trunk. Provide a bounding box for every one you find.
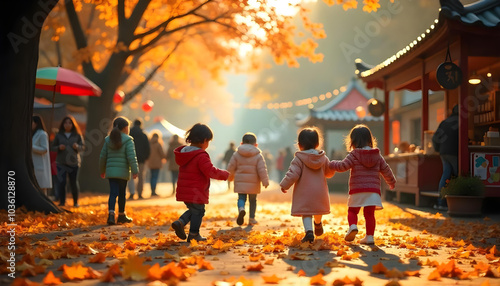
[0,0,60,212]
[78,61,125,193]
[78,95,114,193]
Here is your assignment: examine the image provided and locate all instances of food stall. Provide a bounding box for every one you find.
[355,0,500,205]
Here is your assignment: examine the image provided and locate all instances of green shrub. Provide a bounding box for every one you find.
[440,176,485,197]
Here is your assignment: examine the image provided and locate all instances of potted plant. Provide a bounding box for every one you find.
[440,175,485,217]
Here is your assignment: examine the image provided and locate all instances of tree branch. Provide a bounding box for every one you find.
[132,0,215,41]
[129,16,240,56]
[122,38,184,105]
[64,0,96,76]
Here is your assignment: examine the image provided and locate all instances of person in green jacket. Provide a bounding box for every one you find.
[100,116,139,225]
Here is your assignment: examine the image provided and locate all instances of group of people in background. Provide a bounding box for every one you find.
[32,113,397,245]
[31,115,183,210]
[32,115,84,207]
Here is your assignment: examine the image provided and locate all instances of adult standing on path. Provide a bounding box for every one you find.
[32,115,52,195]
[128,118,150,199]
[432,104,459,210]
[147,131,166,197]
[276,149,286,181]
[283,147,294,173]
[222,141,236,190]
[51,116,84,207]
[166,134,182,196]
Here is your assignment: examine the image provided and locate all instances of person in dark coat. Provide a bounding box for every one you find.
[222,141,236,190]
[432,104,459,210]
[51,116,84,207]
[128,118,150,199]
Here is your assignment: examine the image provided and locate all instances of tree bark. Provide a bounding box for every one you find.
[78,58,126,193]
[0,0,60,212]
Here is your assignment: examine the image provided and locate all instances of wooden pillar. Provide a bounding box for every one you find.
[458,36,469,176]
[384,84,390,155]
[421,64,429,145]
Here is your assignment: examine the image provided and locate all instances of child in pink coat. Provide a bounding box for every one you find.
[329,124,396,245]
[227,132,270,226]
[280,127,335,243]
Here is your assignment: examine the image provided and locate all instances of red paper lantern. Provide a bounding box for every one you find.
[142,100,154,112]
[113,90,125,104]
[355,105,366,118]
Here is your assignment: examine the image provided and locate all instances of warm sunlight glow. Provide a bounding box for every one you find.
[232,0,316,58]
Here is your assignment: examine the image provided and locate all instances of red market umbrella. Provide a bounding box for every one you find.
[35,67,102,129]
[36,67,102,96]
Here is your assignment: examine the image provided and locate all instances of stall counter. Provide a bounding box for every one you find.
[384,153,442,207]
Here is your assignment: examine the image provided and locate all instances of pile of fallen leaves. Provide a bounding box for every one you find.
[0,192,499,285]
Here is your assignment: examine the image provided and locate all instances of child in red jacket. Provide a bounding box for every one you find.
[171,123,230,242]
[329,124,396,245]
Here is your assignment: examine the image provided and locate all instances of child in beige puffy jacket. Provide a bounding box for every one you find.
[227,132,270,226]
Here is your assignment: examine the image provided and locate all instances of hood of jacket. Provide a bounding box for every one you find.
[105,133,132,148]
[294,150,326,170]
[236,144,261,157]
[350,148,381,168]
[174,145,205,167]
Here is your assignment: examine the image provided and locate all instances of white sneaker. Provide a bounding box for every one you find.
[344,224,358,242]
[360,235,375,245]
[249,218,258,225]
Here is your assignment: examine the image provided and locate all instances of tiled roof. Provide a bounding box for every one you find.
[311,109,383,122]
[357,0,500,79]
[440,0,500,27]
[296,78,384,125]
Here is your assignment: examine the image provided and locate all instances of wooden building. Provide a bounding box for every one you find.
[355,0,500,204]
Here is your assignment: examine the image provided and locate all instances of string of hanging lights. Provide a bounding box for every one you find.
[234,85,348,110]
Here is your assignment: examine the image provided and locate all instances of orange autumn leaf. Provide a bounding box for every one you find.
[475,261,491,273]
[310,273,326,285]
[147,263,162,281]
[385,268,404,279]
[43,271,62,285]
[85,266,102,279]
[212,239,225,249]
[351,277,363,285]
[262,274,282,284]
[428,269,441,281]
[62,263,88,280]
[297,269,307,276]
[246,263,264,272]
[372,262,387,274]
[198,259,214,270]
[384,279,401,286]
[403,270,420,277]
[178,245,191,256]
[235,276,254,286]
[122,254,150,281]
[263,258,274,265]
[489,245,499,256]
[89,252,106,263]
[100,270,115,283]
[249,253,265,262]
[99,234,108,241]
[160,262,185,280]
[341,252,360,260]
[480,279,491,286]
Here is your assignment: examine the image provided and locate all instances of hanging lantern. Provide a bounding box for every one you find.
[355,105,366,118]
[367,98,385,117]
[113,90,125,104]
[142,100,154,112]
